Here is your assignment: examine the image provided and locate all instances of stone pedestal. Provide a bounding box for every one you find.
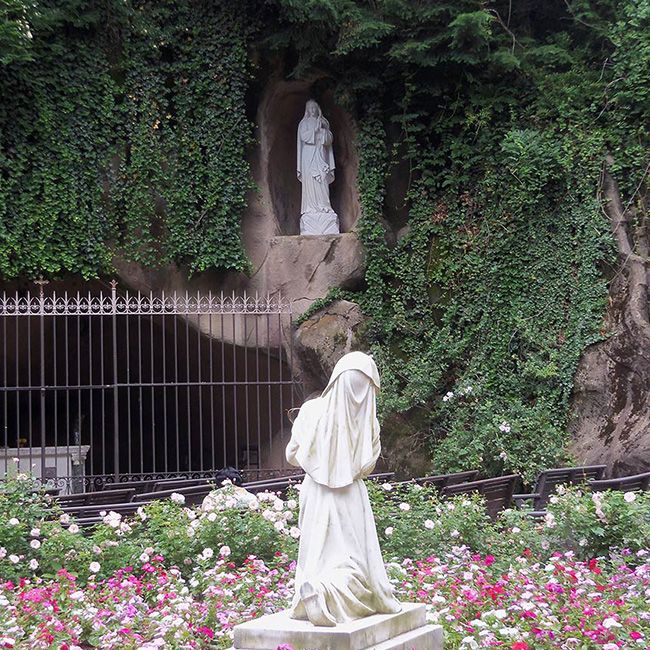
[230,602,442,650]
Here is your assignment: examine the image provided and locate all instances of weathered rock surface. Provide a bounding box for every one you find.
[568,162,650,477]
[293,299,366,394]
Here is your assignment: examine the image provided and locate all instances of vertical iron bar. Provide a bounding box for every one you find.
[232,299,238,469]
[2,298,7,468]
[78,292,83,483]
[174,309,179,472]
[64,294,70,483]
[39,284,46,483]
[27,291,33,477]
[197,307,203,471]
[209,294,215,471]
[138,293,143,473]
[185,293,191,471]
[255,308,261,470]
[52,292,59,475]
[220,306,226,467]
[162,291,168,474]
[99,292,105,476]
[266,311,272,466]
[88,294,94,480]
[277,309,284,467]
[150,294,155,473]
[126,291,132,475]
[112,281,120,482]
[14,293,19,457]
[243,307,250,470]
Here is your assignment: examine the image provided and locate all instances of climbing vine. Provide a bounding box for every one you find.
[0,0,252,278]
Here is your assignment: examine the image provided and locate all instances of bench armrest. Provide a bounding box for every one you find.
[512,492,541,508]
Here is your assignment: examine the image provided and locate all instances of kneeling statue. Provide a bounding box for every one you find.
[285,351,401,626]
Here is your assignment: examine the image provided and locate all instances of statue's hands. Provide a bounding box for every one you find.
[297,171,302,181]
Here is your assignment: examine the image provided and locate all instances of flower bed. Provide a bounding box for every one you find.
[0,548,648,649]
[1,471,649,648]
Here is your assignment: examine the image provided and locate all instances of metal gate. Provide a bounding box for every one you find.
[0,282,299,491]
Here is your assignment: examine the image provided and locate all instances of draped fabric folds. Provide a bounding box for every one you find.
[286,352,401,626]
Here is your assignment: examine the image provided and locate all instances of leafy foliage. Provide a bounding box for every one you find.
[0,0,251,278]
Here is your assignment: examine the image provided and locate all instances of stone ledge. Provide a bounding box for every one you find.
[232,603,434,650]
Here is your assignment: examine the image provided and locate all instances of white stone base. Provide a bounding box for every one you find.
[230,602,442,650]
[300,211,340,235]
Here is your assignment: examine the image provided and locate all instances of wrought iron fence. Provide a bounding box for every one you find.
[0,282,299,491]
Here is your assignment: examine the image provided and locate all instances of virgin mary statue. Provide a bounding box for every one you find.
[285,352,402,626]
[296,100,340,235]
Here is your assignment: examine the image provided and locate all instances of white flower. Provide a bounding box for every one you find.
[289,526,301,539]
[511,526,521,534]
[463,386,473,394]
[60,513,71,524]
[578,538,588,547]
[399,502,411,511]
[381,483,393,492]
[624,492,636,503]
[186,526,195,537]
[201,547,214,560]
[89,561,101,573]
[170,492,185,504]
[29,559,38,570]
[450,530,460,538]
[0,548,6,559]
[424,519,435,529]
[68,524,80,534]
[102,511,122,528]
[9,555,20,564]
[219,545,231,557]
[385,527,394,536]
[30,528,40,537]
[499,451,508,460]
[29,539,41,549]
[274,520,285,532]
[499,421,511,433]
[286,499,297,510]
[140,552,150,563]
[442,391,454,402]
[137,506,147,521]
[207,512,217,522]
[602,617,622,629]
[8,518,19,526]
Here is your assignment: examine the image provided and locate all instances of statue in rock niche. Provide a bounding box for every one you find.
[297,100,340,235]
[285,351,401,626]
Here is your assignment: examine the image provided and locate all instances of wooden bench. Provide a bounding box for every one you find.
[416,470,479,490]
[56,488,136,508]
[589,471,650,493]
[513,465,607,511]
[442,474,519,519]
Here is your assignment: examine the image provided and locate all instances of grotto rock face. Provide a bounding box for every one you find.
[569,274,650,478]
[568,165,650,478]
[293,299,366,395]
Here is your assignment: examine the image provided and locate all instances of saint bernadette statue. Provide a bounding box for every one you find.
[285,351,401,626]
[296,100,340,235]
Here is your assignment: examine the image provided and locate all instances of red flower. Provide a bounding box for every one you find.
[512,643,530,650]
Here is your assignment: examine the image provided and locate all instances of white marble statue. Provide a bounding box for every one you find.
[297,100,340,235]
[285,351,401,626]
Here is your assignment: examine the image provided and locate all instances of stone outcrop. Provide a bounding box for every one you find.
[293,299,366,394]
[568,160,650,477]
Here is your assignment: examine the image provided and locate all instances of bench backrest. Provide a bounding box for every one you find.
[442,474,519,519]
[535,465,607,507]
[56,488,136,507]
[589,471,650,493]
[416,470,479,490]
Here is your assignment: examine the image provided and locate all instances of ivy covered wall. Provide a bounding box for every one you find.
[2,0,648,479]
[0,0,252,277]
